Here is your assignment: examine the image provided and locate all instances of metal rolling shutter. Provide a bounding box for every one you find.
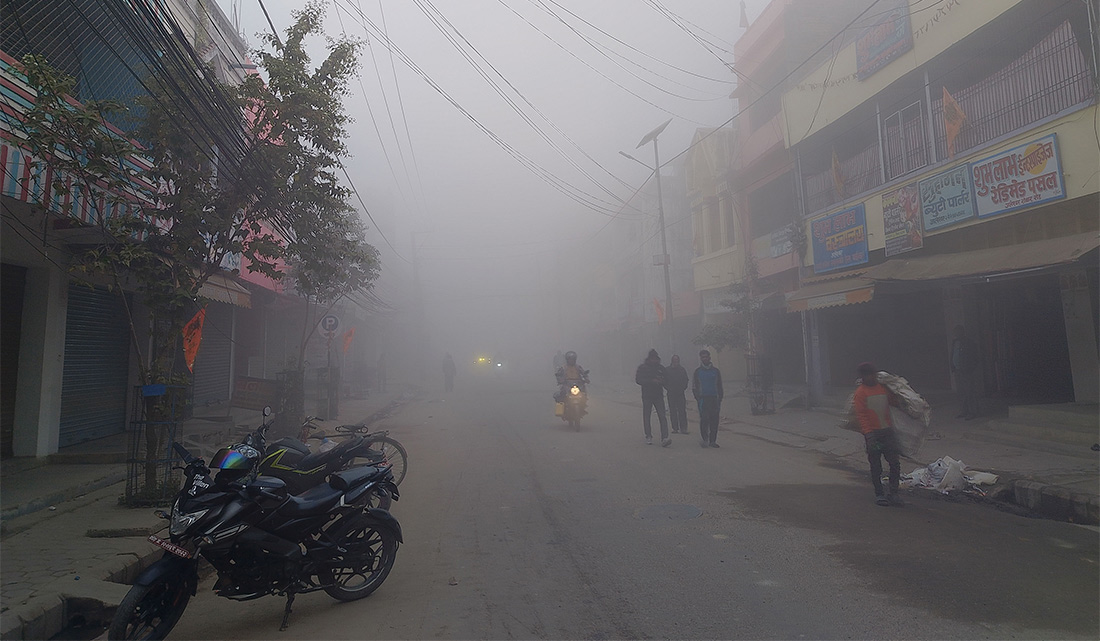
[1,264,27,458]
[191,302,233,408]
[59,284,130,447]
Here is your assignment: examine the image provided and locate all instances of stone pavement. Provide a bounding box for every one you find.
[0,386,415,641]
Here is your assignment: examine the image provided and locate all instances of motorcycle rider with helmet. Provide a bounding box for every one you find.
[555,351,589,395]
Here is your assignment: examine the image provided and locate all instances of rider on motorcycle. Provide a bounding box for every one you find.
[554,351,589,401]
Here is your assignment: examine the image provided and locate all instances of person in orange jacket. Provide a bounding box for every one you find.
[853,361,904,507]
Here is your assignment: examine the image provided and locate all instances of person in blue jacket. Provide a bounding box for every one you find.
[692,350,724,448]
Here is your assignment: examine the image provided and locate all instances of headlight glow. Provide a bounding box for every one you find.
[570,385,580,396]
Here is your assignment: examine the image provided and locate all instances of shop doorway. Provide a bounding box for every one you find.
[987,276,1074,403]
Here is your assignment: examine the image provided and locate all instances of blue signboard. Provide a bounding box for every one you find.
[811,204,869,274]
[919,165,975,231]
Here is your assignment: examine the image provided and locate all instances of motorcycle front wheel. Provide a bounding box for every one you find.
[320,515,399,601]
[107,577,191,641]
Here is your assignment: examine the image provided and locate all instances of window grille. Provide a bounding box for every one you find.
[883,101,928,180]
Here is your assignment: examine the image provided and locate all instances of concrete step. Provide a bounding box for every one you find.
[1007,403,1099,429]
[966,422,1100,454]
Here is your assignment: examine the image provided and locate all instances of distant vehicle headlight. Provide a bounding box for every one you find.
[570,385,580,396]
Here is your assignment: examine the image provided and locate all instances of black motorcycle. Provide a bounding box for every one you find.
[247,408,399,509]
[107,441,402,640]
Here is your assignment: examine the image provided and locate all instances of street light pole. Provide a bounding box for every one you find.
[636,119,675,355]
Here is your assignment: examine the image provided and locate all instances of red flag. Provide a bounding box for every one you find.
[653,298,665,324]
[182,307,207,373]
[342,327,357,354]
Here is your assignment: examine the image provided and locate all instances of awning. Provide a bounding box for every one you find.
[864,232,1099,282]
[785,276,874,312]
[199,274,251,308]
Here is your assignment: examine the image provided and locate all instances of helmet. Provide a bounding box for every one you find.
[565,351,577,365]
[209,443,260,485]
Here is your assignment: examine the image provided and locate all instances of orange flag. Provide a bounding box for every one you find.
[831,149,845,198]
[653,298,665,324]
[182,307,207,373]
[943,86,966,158]
[342,326,357,354]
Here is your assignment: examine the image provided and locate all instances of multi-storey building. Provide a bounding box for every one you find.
[781,0,1098,405]
[0,0,310,458]
[689,0,873,388]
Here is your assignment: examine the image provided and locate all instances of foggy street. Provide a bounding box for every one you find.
[168,373,1098,641]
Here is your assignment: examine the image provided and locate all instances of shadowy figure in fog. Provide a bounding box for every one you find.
[950,325,980,419]
[636,349,670,447]
[443,352,456,392]
[665,355,689,435]
[553,349,565,374]
[376,352,387,393]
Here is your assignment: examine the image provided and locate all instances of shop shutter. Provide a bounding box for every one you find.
[191,303,233,408]
[59,284,130,447]
[1,264,27,458]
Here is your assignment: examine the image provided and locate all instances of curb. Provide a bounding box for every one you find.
[1008,478,1100,525]
[0,471,126,526]
[0,530,162,641]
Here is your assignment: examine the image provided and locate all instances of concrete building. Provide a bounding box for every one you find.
[781,0,1098,406]
[0,0,265,458]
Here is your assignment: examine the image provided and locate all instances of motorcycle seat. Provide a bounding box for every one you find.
[328,464,388,490]
[276,483,343,517]
[295,435,365,470]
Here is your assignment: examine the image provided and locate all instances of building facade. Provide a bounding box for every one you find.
[781,0,1098,404]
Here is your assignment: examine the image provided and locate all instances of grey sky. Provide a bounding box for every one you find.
[232,0,768,366]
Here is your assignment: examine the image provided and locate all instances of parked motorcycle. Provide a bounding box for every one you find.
[248,408,399,510]
[107,441,401,640]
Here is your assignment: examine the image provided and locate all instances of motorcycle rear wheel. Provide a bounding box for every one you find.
[351,435,408,486]
[320,515,399,601]
[107,578,191,640]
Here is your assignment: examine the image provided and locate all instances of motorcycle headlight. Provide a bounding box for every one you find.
[570,386,580,396]
[170,502,210,536]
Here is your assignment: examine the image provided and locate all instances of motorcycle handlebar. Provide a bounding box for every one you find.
[172,441,194,463]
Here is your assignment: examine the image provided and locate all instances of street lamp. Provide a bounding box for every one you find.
[623,119,675,354]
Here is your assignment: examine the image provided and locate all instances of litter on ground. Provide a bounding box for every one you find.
[903,456,999,494]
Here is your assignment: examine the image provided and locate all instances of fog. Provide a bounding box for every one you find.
[233,0,767,384]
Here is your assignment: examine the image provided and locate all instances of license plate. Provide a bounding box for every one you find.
[148,534,192,559]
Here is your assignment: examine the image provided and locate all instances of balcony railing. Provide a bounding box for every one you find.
[930,19,1092,160]
[803,143,882,214]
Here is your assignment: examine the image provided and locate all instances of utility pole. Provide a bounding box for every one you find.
[636,119,675,355]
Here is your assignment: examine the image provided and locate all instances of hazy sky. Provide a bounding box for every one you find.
[230,0,769,369]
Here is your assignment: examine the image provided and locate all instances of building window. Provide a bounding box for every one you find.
[706,198,721,254]
[721,194,736,248]
[882,101,928,180]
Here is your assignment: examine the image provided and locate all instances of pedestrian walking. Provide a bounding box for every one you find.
[376,352,388,393]
[853,361,904,506]
[692,350,723,448]
[949,325,980,419]
[635,349,671,446]
[665,355,689,434]
[443,352,456,392]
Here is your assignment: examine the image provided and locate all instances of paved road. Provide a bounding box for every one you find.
[165,376,1099,640]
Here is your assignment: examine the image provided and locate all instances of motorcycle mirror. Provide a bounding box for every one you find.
[263,406,272,417]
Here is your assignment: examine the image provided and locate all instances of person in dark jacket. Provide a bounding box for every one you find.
[950,325,980,419]
[665,355,690,435]
[692,350,724,448]
[635,349,671,446]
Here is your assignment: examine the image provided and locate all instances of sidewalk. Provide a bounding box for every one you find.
[600,375,1099,525]
[0,385,416,641]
